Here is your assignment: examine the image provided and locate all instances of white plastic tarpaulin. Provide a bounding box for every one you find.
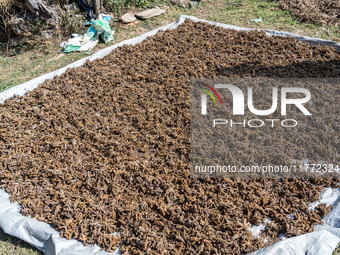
[0,15,339,255]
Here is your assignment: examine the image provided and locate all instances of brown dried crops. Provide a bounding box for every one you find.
[0,20,339,254]
[281,0,340,25]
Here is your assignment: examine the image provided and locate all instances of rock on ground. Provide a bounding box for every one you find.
[119,13,137,23]
[171,0,190,7]
[135,8,165,20]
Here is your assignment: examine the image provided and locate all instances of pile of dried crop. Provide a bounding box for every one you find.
[0,20,339,254]
[280,0,340,25]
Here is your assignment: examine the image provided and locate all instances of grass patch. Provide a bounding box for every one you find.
[0,229,41,255]
[0,81,14,92]
[104,0,167,16]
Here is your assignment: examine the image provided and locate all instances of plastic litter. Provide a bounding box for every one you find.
[60,14,114,53]
[60,33,98,53]
[88,14,114,43]
[248,17,263,23]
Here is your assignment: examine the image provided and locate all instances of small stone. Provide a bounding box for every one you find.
[135,8,165,20]
[119,13,137,23]
[171,0,190,7]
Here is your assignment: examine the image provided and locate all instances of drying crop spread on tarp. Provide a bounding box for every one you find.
[0,20,339,254]
[281,0,340,25]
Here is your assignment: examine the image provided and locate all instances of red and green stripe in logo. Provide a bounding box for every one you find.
[198,82,223,106]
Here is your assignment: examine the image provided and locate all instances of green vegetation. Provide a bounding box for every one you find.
[0,81,14,92]
[103,0,166,15]
[60,8,87,35]
[0,229,41,255]
[105,0,149,14]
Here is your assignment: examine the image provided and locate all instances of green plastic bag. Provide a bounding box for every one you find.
[89,14,114,43]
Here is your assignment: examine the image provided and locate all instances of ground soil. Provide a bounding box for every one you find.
[0,20,339,254]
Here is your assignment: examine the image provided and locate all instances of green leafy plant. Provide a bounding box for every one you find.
[104,0,161,16]
[60,6,87,36]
